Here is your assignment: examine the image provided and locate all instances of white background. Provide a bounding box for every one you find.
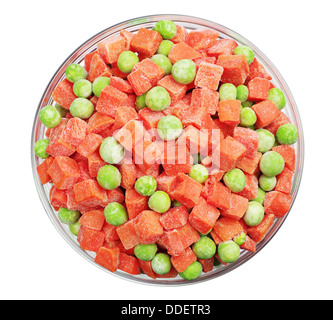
[1,0,332,300]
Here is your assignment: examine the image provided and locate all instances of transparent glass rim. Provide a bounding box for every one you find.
[31,14,305,286]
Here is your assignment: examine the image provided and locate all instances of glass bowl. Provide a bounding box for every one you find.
[31,14,304,286]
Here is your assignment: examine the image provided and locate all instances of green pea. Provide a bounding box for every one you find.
[69,98,94,119]
[34,139,49,159]
[172,59,197,85]
[148,191,171,213]
[54,103,68,117]
[135,176,157,196]
[259,174,277,191]
[151,54,173,75]
[219,83,237,100]
[236,85,249,102]
[156,20,177,40]
[134,244,158,261]
[157,115,183,141]
[69,221,81,236]
[58,207,81,225]
[243,201,265,227]
[135,93,147,111]
[151,253,172,275]
[253,187,266,205]
[241,100,254,108]
[172,200,183,207]
[99,137,125,164]
[256,129,275,153]
[146,86,171,111]
[234,45,255,64]
[240,107,257,127]
[276,124,298,145]
[192,236,216,259]
[260,151,285,177]
[117,51,139,73]
[39,105,62,128]
[179,261,202,281]
[73,79,93,98]
[97,165,121,190]
[268,88,286,110]
[233,232,247,246]
[223,168,246,193]
[92,77,111,97]
[189,164,209,184]
[218,241,240,264]
[104,202,128,226]
[65,63,87,82]
[157,40,174,56]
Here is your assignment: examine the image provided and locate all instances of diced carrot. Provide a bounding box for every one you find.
[156,267,179,278]
[125,188,148,220]
[79,209,105,231]
[62,117,87,147]
[111,63,128,79]
[213,217,244,242]
[275,167,294,194]
[37,158,53,185]
[114,120,145,150]
[191,87,220,116]
[170,25,188,44]
[109,76,133,94]
[87,53,112,82]
[113,106,138,131]
[122,94,136,109]
[87,112,115,134]
[127,68,152,96]
[134,211,163,244]
[94,246,120,272]
[185,29,219,51]
[84,51,96,72]
[206,180,231,211]
[73,179,107,208]
[50,187,68,210]
[97,35,127,65]
[116,219,140,250]
[213,119,235,138]
[236,152,262,175]
[78,226,105,252]
[138,260,157,279]
[252,100,281,129]
[218,100,241,127]
[210,230,223,245]
[156,172,178,198]
[51,79,77,110]
[157,75,188,103]
[233,127,259,159]
[199,258,214,273]
[220,193,248,220]
[247,214,275,243]
[195,62,224,91]
[159,229,185,256]
[103,222,120,242]
[240,235,257,252]
[168,42,202,64]
[236,172,258,200]
[264,191,292,218]
[133,58,165,87]
[118,162,137,190]
[130,28,163,57]
[207,39,238,57]
[189,197,220,234]
[118,252,141,275]
[160,206,189,230]
[176,223,200,248]
[133,140,162,174]
[248,77,271,102]
[76,133,103,158]
[138,107,165,130]
[264,112,291,136]
[106,188,125,204]
[171,247,197,273]
[272,145,296,172]
[87,150,107,178]
[47,156,80,190]
[193,57,217,69]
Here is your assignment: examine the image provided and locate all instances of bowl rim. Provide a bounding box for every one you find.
[31,14,305,287]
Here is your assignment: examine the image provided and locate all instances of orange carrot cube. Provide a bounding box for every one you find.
[264,191,292,218]
[134,211,164,244]
[176,223,200,248]
[113,106,138,131]
[118,253,141,275]
[73,179,107,207]
[170,25,188,44]
[218,100,241,127]
[109,76,134,94]
[194,62,224,91]
[94,246,120,272]
[87,150,107,178]
[79,209,105,231]
[220,193,248,220]
[87,112,115,134]
[157,75,188,103]
[264,112,291,135]
[133,58,165,86]
[125,188,148,220]
[236,173,258,200]
[213,217,243,242]
[252,100,281,129]
[159,206,189,230]
[248,77,271,102]
[127,68,152,96]
[207,39,238,57]
[130,28,163,57]
[97,35,127,65]
[206,180,231,211]
[247,214,275,243]
[76,133,103,158]
[51,79,77,110]
[168,42,202,64]
[236,152,262,175]
[78,226,105,252]
[87,53,112,82]
[272,145,296,172]
[275,167,294,194]
[160,229,185,256]
[116,219,140,250]
[114,120,145,150]
[171,247,197,273]
[185,29,219,51]
[233,127,259,159]
[191,87,220,115]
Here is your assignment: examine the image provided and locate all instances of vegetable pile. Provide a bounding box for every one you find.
[35,19,298,281]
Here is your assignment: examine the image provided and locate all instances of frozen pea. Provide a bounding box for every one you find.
[259,174,277,192]
[234,45,255,64]
[39,105,62,128]
[256,129,275,153]
[218,241,240,264]
[243,201,265,227]
[73,79,93,98]
[223,168,246,193]
[276,124,298,145]
[268,88,286,110]
[241,100,254,108]
[260,151,285,177]
[240,107,257,127]
[172,200,183,207]
[65,63,87,82]
[99,137,124,164]
[237,85,249,102]
[146,86,171,111]
[134,244,158,261]
[189,164,209,184]
[34,139,49,159]
[97,165,121,190]
[157,115,183,141]
[219,83,237,100]
[70,98,94,119]
[104,202,128,226]
[117,51,139,73]
[92,77,110,97]
[253,187,266,205]
[55,103,68,117]
[136,93,147,110]
[58,207,81,225]
[135,176,157,196]
[156,20,177,40]
[157,40,174,56]
[234,232,247,246]
[151,253,172,275]
[151,54,172,75]
[179,261,203,281]
[192,236,216,259]
[148,191,171,214]
[69,221,81,236]
[172,59,197,85]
